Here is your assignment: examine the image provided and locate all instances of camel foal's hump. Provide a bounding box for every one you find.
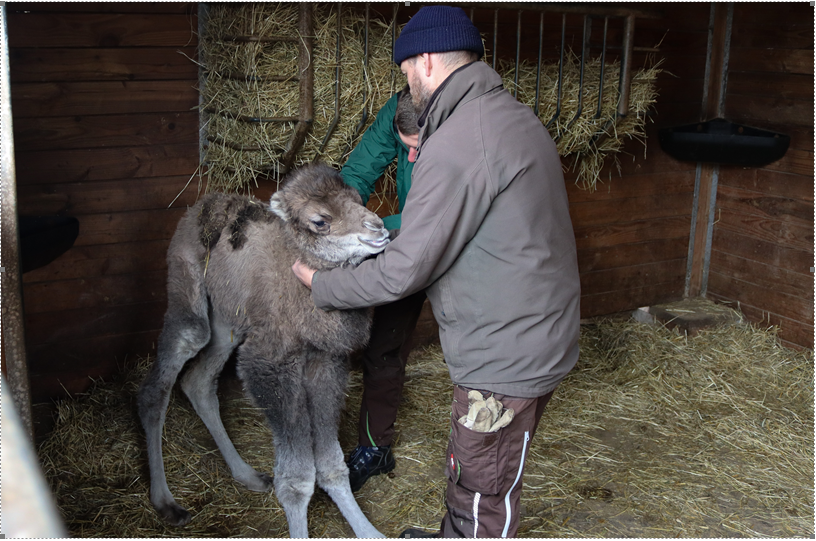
[194,192,276,252]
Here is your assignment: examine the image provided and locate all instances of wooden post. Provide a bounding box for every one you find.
[0,4,34,440]
[2,379,67,536]
[280,2,314,174]
[685,2,733,298]
[617,15,635,119]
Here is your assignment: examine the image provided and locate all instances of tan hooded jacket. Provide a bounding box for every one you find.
[312,60,580,398]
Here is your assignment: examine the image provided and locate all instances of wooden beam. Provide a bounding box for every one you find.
[453,3,664,20]
[686,2,733,298]
[280,2,314,174]
[0,3,34,440]
[685,162,719,297]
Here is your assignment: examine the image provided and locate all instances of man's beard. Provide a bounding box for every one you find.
[410,74,433,115]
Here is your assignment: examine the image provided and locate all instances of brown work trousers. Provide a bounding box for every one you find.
[440,385,555,538]
[357,290,427,447]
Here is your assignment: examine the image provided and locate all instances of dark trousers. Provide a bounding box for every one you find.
[357,290,427,447]
[440,385,555,538]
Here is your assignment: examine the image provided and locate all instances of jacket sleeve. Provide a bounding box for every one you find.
[312,141,494,310]
[340,93,400,205]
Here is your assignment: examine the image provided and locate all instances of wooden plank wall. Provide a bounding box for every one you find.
[5,3,811,403]
[705,3,814,349]
[562,4,711,318]
[8,2,200,401]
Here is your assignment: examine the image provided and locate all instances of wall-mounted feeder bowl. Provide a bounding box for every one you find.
[658,118,790,166]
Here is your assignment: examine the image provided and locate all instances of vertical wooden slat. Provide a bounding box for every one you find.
[198,3,209,172]
[1,378,67,536]
[686,2,733,297]
[280,2,314,173]
[319,2,342,154]
[513,9,521,98]
[617,15,635,118]
[492,9,498,71]
[0,3,34,440]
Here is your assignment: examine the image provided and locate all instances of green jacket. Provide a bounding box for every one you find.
[341,92,414,230]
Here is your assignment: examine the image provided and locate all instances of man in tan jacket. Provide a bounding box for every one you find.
[294,5,580,537]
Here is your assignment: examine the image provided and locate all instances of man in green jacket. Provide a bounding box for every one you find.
[340,86,426,492]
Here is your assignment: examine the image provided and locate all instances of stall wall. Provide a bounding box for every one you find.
[5,3,812,403]
[705,3,813,349]
[9,2,200,400]
[566,3,709,317]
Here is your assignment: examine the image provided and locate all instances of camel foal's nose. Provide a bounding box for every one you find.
[363,219,385,232]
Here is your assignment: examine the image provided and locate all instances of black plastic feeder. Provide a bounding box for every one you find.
[658,118,790,166]
[19,215,79,273]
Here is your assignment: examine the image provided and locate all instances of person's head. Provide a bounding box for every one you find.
[394,85,420,162]
[393,6,483,110]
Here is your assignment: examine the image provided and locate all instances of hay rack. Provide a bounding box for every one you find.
[202,3,314,177]
[471,3,661,144]
[199,2,663,193]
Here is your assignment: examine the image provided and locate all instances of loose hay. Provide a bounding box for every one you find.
[521,314,814,538]
[499,52,661,191]
[38,310,813,537]
[198,3,660,196]
[200,3,402,204]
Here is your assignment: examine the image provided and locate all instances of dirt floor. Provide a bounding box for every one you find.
[34,313,814,538]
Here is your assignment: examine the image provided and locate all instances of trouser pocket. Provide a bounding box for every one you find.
[442,500,476,538]
[445,412,506,495]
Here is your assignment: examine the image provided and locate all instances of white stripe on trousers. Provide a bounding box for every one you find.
[501,431,530,538]
[472,492,481,538]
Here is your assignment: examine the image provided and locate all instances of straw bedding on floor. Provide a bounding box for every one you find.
[37,307,812,537]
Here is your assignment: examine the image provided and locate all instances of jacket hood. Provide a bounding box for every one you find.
[417,61,504,147]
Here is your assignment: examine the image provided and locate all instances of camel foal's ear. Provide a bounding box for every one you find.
[269,192,290,222]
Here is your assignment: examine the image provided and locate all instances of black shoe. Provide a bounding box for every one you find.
[399,528,439,538]
[347,444,395,492]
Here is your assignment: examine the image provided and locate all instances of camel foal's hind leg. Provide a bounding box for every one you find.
[138,314,211,527]
[306,353,384,538]
[179,317,272,493]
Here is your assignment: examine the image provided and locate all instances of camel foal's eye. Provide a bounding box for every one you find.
[311,216,330,232]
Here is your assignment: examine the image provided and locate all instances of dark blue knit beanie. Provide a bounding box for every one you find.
[393,6,484,65]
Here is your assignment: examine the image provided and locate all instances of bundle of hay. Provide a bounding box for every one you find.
[500,52,662,190]
[37,307,813,537]
[199,3,302,191]
[200,3,401,209]
[198,4,661,197]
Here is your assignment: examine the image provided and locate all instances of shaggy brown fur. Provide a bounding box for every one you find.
[137,163,388,538]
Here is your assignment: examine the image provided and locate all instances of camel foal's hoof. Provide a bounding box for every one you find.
[242,472,274,492]
[157,502,192,527]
